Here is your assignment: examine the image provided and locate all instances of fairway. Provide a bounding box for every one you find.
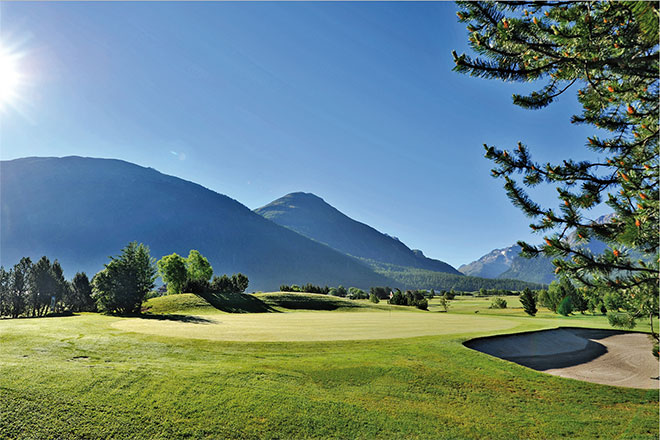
[1,294,658,439]
[112,310,518,342]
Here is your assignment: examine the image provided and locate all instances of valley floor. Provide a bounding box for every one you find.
[0,294,657,439]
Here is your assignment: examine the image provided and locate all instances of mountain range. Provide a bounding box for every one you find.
[255,192,460,274]
[1,156,544,292]
[0,157,393,291]
[459,216,613,284]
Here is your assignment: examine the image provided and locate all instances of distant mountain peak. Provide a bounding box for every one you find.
[1,157,393,290]
[255,193,461,275]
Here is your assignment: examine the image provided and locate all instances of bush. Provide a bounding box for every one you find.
[557,296,573,316]
[181,278,210,295]
[489,297,507,309]
[415,298,428,310]
[438,295,450,312]
[347,287,368,300]
[369,293,380,303]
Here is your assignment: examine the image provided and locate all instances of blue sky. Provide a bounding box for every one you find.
[0,2,609,268]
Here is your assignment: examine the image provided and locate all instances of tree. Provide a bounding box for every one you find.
[230,273,249,293]
[454,2,659,341]
[7,258,31,318]
[520,288,538,316]
[92,242,157,314]
[30,256,57,317]
[157,253,188,295]
[211,274,232,293]
[69,272,95,312]
[438,294,450,312]
[558,296,574,316]
[50,260,69,313]
[0,267,10,317]
[489,297,507,309]
[369,293,380,304]
[186,250,213,283]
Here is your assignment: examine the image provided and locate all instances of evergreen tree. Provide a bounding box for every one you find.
[8,258,31,318]
[520,288,538,316]
[70,272,95,312]
[231,273,249,293]
[0,267,10,317]
[92,242,157,315]
[50,260,69,313]
[453,2,659,340]
[30,256,57,317]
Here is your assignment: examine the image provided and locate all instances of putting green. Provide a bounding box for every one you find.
[111,311,518,342]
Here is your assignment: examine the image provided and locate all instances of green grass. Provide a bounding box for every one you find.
[0,292,657,439]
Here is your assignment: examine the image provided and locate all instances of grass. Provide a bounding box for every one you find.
[0,293,657,439]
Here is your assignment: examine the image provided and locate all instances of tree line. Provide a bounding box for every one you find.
[279,284,369,300]
[0,257,95,318]
[0,242,250,318]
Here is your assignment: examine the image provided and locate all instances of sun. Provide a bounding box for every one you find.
[0,45,23,107]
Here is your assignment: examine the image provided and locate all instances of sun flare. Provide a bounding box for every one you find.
[0,45,23,107]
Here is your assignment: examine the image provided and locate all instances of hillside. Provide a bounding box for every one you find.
[458,246,521,278]
[460,216,614,284]
[0,157,394,291]
[255,192,460,274]
[368,260,544,291]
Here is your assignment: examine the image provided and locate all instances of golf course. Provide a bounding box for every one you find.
[1,292,657,439]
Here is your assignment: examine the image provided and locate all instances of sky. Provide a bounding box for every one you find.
[0,2,610,268]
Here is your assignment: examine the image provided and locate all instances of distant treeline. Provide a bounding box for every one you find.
[0,257,95,318]
[367,261,545,291]
[280,284,369,299]
[279,284,431,310]
[1,243,250,319]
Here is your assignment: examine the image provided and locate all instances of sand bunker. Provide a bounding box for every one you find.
[465,327,659,389]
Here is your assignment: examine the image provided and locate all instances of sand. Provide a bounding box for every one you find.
[465,327,659,389]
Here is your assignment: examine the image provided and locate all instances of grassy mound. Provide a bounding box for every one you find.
[255,292,381,311]
[142,294,216,314]
[143,292,273,314]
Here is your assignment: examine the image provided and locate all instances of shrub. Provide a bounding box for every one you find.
[181,278,210,295]
[489,297,507,309]
[415,298,428,310]
[369,293,380,303]
[557,296,573,316]
[347,287,368,300]
[438,295,450,312]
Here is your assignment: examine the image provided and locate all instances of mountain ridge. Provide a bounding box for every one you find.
[255,192,461,275]
[0,156,395,291]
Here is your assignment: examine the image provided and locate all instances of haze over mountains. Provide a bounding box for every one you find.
[255,192,460,275]
[1,156,544,292]
[459,216,613,285]
[0,157,393,291]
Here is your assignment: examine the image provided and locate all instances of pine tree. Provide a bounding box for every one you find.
[453,2,658,341]
[520,288,537,316]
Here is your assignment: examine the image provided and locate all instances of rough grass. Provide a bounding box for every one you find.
[0,293,657,439]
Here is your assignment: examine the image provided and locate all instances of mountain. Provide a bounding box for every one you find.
[0,157,395,291]
[460,215,615,284]
[255,192,461,275]
[458,246,521,279]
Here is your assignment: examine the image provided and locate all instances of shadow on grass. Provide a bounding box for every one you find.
[200,292,277,313]
[0,311,77,320]
[258,293,364,311]
[135,313,215,324]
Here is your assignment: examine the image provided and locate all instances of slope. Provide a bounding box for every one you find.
[255,192,460,274]
[0,157,393,291]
